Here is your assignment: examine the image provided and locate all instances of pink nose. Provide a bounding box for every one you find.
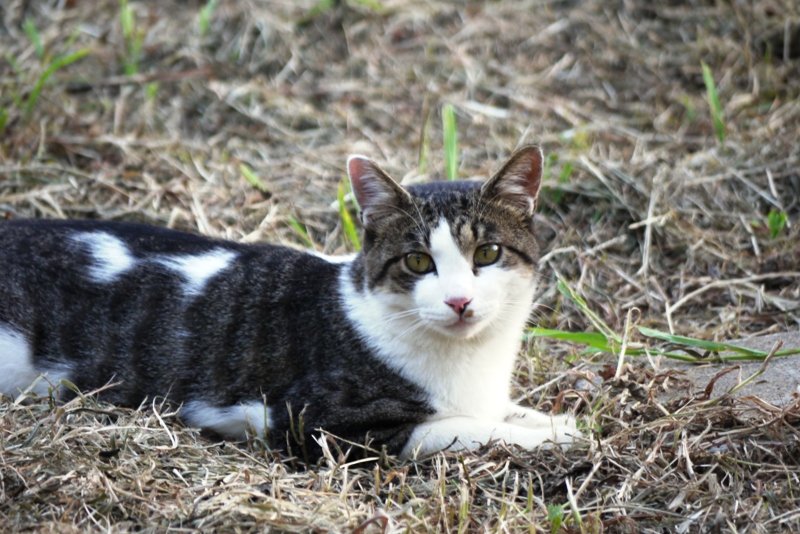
[445,297,472,315]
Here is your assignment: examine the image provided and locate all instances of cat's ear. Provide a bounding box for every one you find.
[347,155,412,226]
[481,145,543,217]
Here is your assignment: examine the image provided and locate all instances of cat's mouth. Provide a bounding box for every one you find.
[416,306,492,339]
[441,313,486,338]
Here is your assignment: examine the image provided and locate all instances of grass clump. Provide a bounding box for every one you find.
[531,277,800,363]
[767,209,787,239]
[1,18,90,126]
[24,49,90,120]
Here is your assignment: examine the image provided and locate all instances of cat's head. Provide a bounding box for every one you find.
[347,146,543,341]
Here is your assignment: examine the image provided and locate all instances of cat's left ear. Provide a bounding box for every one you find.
[481,145,543,217]
[347,155,412,226]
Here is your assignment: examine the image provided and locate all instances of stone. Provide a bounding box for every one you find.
[658,331,800,406]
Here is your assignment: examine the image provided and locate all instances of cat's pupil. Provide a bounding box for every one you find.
[474,244,501,266]
[406,252,433,273]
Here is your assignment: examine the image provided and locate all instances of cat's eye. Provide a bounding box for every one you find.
[406,252,434,274]
[474,244,501,267]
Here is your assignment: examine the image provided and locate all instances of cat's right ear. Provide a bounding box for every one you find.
[481,145,543,217]
[347,156,412,226]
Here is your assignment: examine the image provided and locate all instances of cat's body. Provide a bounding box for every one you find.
[0,146,577,459]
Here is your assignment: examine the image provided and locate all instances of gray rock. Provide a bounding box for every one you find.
[659,331,800,406]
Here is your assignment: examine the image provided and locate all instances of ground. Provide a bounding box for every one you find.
[1,0,800,532]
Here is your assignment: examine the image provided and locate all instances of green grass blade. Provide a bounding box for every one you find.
[717,348,800,360]
[680,95,697,121]
[287,217,314,248]
[23,18,44,60]
[767,210,787,239]
[145,82,160,101]
[338,179,361,251]
[25,48,90,120]
[442,103,458,181]
[349,0,384,12]
[559,162,574,184]
[62,28,82,55]
[556,277,621,343]
[533,322,800,363]
[527,328,614,351]
[0,108,8,135]
[120,0,142,75]
[299,0,335,24]
[198,0,218,36]
[547,504,565,534]
[701,61,725,143]
[5,53,20,73]
[239,164,269,193]
[637,327,767,356]
[120,0,135,40]
[549,161,573,204]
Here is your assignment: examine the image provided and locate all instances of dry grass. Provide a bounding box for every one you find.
[2,0,800,532]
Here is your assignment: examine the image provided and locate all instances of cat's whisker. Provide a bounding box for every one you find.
[383,308,422,322]
[369,309,424,331]
[376,314,420,326]
[393,318,427,342]
[487,302,529,329]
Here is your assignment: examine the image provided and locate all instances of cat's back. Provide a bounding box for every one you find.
[0,218,341,310]
[0,218,352,404]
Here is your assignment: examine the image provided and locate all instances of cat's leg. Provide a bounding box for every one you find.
[505,405,573,430]
[0,323,73,399]
[180,400,271,440]
[401,415,577,459]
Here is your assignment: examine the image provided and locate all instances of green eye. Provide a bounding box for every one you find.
[474,244,501,266]
[406,252,434,273]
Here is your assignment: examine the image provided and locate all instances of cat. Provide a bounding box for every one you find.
[0,145,577,460]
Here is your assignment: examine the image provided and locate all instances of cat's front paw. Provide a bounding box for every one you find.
[507,410,582,449]
[506,406,573,429]
[541,416,582,450]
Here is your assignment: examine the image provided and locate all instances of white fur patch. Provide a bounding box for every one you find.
[400,415,577,458]
[73,232,136,283]
[421,219,475,323]
[156,249,237,297]
[181,400,271,439]
[311,251,357,264]
[0,324,72,398]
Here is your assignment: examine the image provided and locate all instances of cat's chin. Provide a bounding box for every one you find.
[430,318,489,340]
